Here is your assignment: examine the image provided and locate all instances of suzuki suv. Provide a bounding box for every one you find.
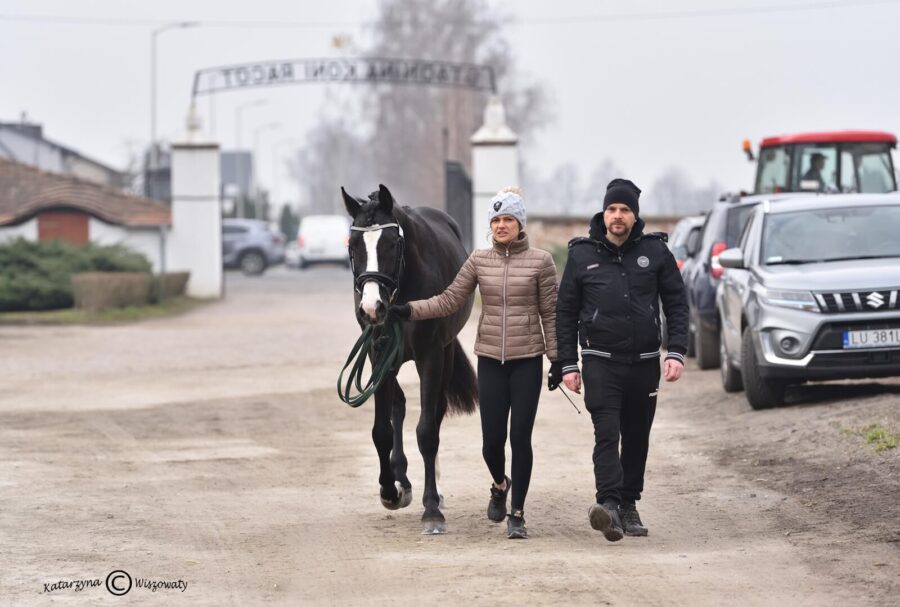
[716,194,900,409]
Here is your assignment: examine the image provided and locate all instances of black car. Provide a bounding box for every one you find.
[684,194,784,368]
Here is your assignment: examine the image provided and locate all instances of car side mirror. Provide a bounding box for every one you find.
[718,248,745,269]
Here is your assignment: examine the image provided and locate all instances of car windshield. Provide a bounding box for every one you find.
[763,205,900,264]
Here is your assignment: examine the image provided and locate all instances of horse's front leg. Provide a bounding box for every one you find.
[373,374,405,509]
[416,348,446,534]
[389,378,412,508]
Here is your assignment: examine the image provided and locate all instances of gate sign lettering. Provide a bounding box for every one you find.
[191,58,496,98]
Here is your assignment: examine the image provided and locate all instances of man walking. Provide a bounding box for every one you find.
[549,178,689,541]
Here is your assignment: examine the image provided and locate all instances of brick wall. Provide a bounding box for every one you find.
[526,214,685,253]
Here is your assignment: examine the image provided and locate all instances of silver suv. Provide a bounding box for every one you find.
[716,194,900,409]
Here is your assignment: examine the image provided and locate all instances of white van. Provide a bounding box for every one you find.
[296,214,351,269]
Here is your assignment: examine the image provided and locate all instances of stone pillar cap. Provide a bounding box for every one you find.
[471,95,518,145]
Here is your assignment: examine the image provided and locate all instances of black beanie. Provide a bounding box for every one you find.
[603,178,641,217]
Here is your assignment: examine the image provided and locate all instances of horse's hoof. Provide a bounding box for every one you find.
[380,483,413,510]
[380,483,403,510]
[399,486,413,509]
[422,520,447,535]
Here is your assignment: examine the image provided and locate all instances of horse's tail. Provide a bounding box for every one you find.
[444,338,478,416]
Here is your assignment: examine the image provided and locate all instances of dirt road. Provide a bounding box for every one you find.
[1,266,897,605]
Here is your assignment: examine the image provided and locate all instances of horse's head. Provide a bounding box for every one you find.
[342,184,405,326]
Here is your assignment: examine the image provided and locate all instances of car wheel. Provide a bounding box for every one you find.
[239,251,266,275]
[740,326,785,410]
[299,259,309,270]
[695,323,721,370]
[720,331,743,393]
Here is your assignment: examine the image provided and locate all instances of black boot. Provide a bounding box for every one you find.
[487,475,511,522]
[588,500,624,542]
[507,510,528,539]
[620,502,648,536]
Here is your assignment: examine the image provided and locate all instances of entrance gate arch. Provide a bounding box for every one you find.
[181,57,518,249]
[190,57,496,99]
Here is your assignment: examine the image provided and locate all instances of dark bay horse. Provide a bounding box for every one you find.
[342,184,478,534]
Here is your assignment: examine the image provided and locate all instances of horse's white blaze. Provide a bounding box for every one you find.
[360,229,383,319]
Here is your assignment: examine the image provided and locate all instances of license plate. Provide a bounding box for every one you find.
[309,247,324,255]
[843,328,900,349]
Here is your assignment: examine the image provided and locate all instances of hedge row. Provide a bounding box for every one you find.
[0,238,156,311]
[70,271,190,311]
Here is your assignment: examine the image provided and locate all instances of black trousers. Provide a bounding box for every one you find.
[582,357,660,506]
[477,355,542,511]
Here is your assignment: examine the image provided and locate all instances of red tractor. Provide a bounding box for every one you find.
[743,130,897,194]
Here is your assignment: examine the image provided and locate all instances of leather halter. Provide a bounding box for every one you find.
[349,222,405,302]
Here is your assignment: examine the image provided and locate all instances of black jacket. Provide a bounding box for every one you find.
[556,214,689,373]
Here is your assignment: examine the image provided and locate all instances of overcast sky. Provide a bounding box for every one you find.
[2,0,899,206]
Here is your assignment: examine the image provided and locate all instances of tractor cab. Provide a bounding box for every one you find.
[745,131,897,195]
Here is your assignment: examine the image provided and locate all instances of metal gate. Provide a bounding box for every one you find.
[445,161,473,252]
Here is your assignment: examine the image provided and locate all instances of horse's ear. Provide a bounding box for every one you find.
[341,187,360,219]
[377,184,394,214]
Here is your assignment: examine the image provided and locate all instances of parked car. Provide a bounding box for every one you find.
[716,194,900,409]
[222,218,285,275]
[661,214,705,350]
[297,214,350,269]
[668,215,706,271]
[683,195,768,368]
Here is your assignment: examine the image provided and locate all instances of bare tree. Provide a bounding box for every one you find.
[290,0,551,213]
[645,166,723,215]
[364,0,550,207]
[524,157,624,216]
[290,116,374,216]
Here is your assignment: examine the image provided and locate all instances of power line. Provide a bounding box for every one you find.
[518,0,900,24]
[0,0,898,30]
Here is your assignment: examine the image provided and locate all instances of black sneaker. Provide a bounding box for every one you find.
[588,501,624,542]
[507,510,528,539]
[620,502,648,537]
[487,475,511,522]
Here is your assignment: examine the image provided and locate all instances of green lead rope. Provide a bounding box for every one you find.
[337,318,405,407]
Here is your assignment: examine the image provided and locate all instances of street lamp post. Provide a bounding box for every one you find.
[272,138,299,220]
[234,100,268,218]
[252,122,282,220]
[150,21,198,173]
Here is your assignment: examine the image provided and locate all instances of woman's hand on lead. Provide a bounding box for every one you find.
[389,303,411,319]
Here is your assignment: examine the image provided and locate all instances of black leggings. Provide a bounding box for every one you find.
[477,355,542,511]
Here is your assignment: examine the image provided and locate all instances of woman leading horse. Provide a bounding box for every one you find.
[392,187,559,539]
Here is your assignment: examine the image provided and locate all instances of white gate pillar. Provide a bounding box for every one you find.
[471,96,519,249]
[169,111,223,298]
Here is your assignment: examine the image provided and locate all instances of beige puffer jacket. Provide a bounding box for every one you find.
[409,234,558,362]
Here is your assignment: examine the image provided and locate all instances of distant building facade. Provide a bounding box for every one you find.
[0,157,170,271]
[219,150,254,202]
[0,119,126,188]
